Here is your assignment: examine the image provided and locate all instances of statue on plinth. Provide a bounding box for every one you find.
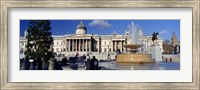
[152,32,159,43]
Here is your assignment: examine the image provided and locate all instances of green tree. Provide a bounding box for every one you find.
[25,20,53,70]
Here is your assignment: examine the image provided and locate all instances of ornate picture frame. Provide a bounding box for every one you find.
[0,0,199,89]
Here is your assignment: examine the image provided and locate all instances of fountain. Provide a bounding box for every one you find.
[116,21,155,64]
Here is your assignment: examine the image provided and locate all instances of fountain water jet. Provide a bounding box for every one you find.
[116,21,155,64]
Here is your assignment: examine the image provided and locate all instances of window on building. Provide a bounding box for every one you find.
[56,48,59,51]
[104,48,107,52]
[104,42,106,45]
[57,42,59,45]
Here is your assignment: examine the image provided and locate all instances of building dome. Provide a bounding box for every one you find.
[76,21,87,35]
[76,21,86,29]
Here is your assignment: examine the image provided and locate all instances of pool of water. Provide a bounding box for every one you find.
[99,61,180,70]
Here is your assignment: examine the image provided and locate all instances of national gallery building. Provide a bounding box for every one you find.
[20,22,163,59]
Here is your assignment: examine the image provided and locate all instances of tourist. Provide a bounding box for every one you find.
[94,56,99,70]
[107,54,111,61]
[86,54,90,61]
[85,54,91,70]
[85,59,90,70]
[61,56,68,66]
[90,56,99,70]
[82,54,86,64]
[73,53,79,63]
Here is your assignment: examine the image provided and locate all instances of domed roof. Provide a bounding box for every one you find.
[76,21,86,29]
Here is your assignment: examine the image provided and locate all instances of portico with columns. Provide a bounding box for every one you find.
[65,38,92,52]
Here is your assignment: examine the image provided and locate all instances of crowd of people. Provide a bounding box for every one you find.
[20,53,100,70]
[65,53,99,70]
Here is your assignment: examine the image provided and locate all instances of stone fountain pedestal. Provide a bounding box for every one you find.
[116,44,154,64]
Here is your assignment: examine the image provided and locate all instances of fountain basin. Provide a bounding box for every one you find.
[124,44,143,53]
[116,44,155,64]
[116,54,154,64]
[124,44,143,49]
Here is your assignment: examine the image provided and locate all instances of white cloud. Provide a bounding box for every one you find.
[89,20,111,29]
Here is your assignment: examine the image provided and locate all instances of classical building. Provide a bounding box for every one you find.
[20,21,163,60]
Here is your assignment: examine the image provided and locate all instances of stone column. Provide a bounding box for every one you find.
[82,39,84,51]
[113,41,115,52]
[115,41,117,51]
[79,39,81,52]
[72,39,74,51]
[75,39,76,51]
[82,39,84,52]
[125,40,127,52]
[77,39,78,51]
[111,41,113,52]
[66,39,68,51]
[86,39,88,52]
[121,41,123,52]
[80,39,82,51]
[145,41,147,53]
[77,39,79,51]
[74,39,76,51]
[123,41,125,53]
[68,39,70,51]
[76,39,78,51]
[89,39,91,52]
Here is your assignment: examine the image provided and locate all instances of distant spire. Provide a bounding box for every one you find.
[138,27,143,36]
[171,32,178,46]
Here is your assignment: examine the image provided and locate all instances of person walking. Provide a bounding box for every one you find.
[85,54,91,70]
[82,54,86,64]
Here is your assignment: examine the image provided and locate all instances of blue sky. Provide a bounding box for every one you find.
[20,20,180,41]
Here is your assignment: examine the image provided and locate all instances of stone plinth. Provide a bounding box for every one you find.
[151,42,162,62]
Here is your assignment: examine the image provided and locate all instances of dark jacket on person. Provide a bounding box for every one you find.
[90,57,99,70]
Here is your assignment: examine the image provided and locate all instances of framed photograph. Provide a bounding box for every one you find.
[1,0,199,90]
